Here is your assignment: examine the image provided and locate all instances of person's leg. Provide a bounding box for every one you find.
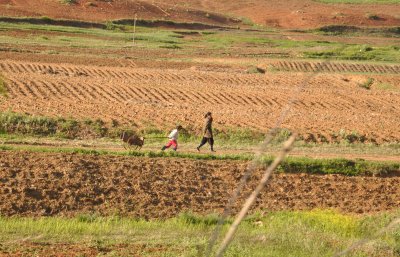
[208,138,215,152]
[161,140,173,151]
[197,137,207,151]
[171,140,178,151]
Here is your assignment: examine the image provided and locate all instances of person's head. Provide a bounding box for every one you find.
[176,125,183,130]
[205,112,212,118]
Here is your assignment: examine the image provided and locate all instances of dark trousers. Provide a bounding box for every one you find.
[198,137,214,150]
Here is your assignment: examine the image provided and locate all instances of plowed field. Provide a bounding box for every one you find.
[1,60,400,143]
[0,151,399,217]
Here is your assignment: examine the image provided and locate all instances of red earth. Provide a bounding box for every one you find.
[0,0,399,29]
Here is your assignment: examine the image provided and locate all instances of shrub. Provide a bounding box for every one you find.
[160,44,181,49]
[272,128,292,144]
[246,66,266,74]
[359,78,374,90]
[365,13,381,20]
[62,0,78,4]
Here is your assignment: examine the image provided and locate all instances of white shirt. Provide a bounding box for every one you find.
[168,129,179,140]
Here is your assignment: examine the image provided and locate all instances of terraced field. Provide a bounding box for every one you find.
[1,60,400,143]
[268,60,400,74]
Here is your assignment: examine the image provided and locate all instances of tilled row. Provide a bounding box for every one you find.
[270,60,400,74]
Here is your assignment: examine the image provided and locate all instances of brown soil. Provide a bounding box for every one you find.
[1,0,398,29]
[0,0,239,27]
[1,60,400,143]
[163,0,400,29]
[0,151,399,218]
[0,242,174,257]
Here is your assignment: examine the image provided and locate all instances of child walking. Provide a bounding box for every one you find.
[161,125,183,151]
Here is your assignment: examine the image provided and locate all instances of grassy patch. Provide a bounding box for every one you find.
[375,82,399,91]
[0,18,398,62]
[0,144,398,176]
[0,111,109,139]
[304,44,400,62]
[0,210,399,256]
[279,156,399,176]
[0,74,7,97]
[314,25,400,37]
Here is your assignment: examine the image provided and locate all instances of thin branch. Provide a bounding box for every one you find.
[215,134,297,257]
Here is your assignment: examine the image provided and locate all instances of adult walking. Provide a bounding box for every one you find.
[197,112,215,152]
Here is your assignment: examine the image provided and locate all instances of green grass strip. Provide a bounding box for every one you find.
[0,144,398,176]
[0,74,7,97]
[0,210,399,256]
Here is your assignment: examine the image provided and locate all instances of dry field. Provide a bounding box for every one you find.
[1,151,399,218]
[1,59,400,143]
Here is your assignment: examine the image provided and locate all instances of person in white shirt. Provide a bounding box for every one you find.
[161,125,183,151]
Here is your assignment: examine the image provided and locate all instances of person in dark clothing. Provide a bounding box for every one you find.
[197,112,215,152]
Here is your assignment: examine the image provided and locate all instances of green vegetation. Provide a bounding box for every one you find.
[0,144,398,176]
[359,78,374,89]
[61,0,77,4]
[0,18,399,62]
[0,111,270,145]
[314,25,400,37]
[314,0,400,3]
[0,111,109,139]
[304,44,400,62]
[0,210,399,256]
[279,156,399,176]
[375,82,399,91]
[0,74,7,97]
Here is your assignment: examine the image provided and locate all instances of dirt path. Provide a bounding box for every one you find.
[0,151,399,218]
[3,140,400,162]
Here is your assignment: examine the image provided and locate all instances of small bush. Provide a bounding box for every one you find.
[159,44,181,49]
[359,78,374,90]
[272,128,292,144]
[86,2,97,7]
[62,0,78,4]
[366,13,381,20]
[40,16,52,22]
[105,21,117,30]
[246,66,266,74]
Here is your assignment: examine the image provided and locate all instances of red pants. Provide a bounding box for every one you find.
[165,139,178,150]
